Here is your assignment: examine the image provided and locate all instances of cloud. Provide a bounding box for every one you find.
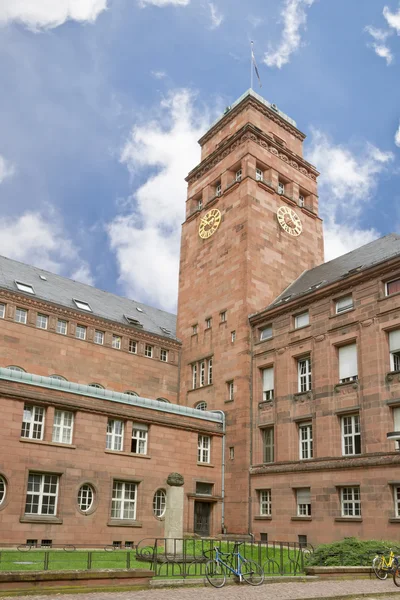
[383,5,400,34]
[108,89,210,312]
[264,0,315,69]
[0,212,94,285]
[209,3,223,29]
[396,123,400,147]
[139,0,190,6]
[0,0,108,31]
[151,70,167,79]
[323,220,379,262]
[247,15,263,28]
[0,155,15,183]
[364,25,393,65]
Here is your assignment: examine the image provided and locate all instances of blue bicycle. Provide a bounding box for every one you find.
[205,542,264,587]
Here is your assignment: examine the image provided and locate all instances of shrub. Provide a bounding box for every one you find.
[307,537,400,567]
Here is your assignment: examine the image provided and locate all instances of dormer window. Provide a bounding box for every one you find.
[73,299,92,312]
[235,169,242,182]
[278,182,285,195]
[256,168,263,182]
[215,182,222,197]
[125,315,143,327]
[15,281,35,294]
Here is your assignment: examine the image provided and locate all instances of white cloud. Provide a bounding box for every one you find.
[364,25,393,65]
[364,25,390,42]
[383,5,400,34]
[151,70,167,79]
[323,220,379,262]
[0,155,15,183]
[0,212,94,285]
[395,123,400,147]
[264,0,315,69]
[247,15,263,28]
[0,0,107,31]
[139,0,190,6]
[209,3,223,29]
[108,89,210,312]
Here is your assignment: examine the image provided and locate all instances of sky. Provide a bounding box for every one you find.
[0,0,399,314]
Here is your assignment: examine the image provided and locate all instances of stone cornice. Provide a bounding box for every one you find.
[186,124,319,186]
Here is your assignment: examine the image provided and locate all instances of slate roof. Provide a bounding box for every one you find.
[261,233,400,313]
[0,255,177,340]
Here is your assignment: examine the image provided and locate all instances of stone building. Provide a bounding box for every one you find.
[0,89,400,546]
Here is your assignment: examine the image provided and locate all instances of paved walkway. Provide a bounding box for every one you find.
[2,578,400,600]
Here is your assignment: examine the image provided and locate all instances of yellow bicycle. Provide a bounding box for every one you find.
[372,549,398,580]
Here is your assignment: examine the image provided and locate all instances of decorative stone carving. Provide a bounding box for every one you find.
[315,334,325,342]
[167,472,184,487]
[361,319,373,327]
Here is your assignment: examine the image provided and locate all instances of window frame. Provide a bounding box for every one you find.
[144,344,153,358]
[153,489,166,518]
[341,414,361,456]
[94,330,104,345]
[160,349,168,362]
[75,325,87,341]
[299,422,313,460]
[205,317,212,329]
[21,404,45,440]
[15,307,27,324]
[111,480,137,520]
[296,488,311,516]
[36,314,48,330]
[277,181,285,195]
[0,475,6,507]
[231,330,236,342]
[235,169,242,182]
[389,330,400,372]
[338,343,358,383]
[56,319,67,335]
[255,167,264,182]
[208,358,213,385]
[15,281,35,294]
[263,427,274,463]
[195,401,207,411]
[220,310,227,323]
[77,483,94,513]
[297,356,312,393]
[52,409,74,445]
[131,423,148,455]
[386,278,400,297]
[198,435,211,464]
[260,325,272,341]
[106,419,124,452]
[215,182,222,197]
[394,485,400,518]
[335,295,354,314]
[112,335,122,350]
[128,339,137,354]
[340,486,361,517]
[73,299,92,312]
[298,194,305,207]
[25,473,59,516]
[294,311,309,329]
[259,489,271,516]
[227,380,234,401]
[0,303,5,319]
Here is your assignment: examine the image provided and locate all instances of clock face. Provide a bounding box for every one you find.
[198,209,222,239]
[277,206,303,237]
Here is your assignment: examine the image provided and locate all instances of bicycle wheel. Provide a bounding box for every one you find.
[205,559,226,588]
[372,556,388,580]
[393,564,400,587]
[241,559,264,586]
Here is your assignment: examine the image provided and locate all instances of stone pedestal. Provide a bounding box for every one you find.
[165,473,184,555]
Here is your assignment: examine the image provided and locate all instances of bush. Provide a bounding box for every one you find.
[307,537,400,567]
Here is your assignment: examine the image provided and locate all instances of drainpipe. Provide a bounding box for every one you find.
[248,321,254,538]
[210,410,226,534]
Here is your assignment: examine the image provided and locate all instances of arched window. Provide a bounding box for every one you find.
[153,489,166,518]
[77,484,94,512]
[88,383,104,389]
[156,397,170,403]
[195,401,207,411]
[125,391,139,396]
[49,375,67,381]
[5,366,25,372]
[0,476,6,506]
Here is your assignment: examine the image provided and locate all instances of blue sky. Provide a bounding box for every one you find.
[0,0,399,313]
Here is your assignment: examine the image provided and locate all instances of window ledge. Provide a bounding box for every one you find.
[334,517,362,522]
[291,516,312,521]
[386,371,400,383]
[20,438,76,449]
[389,518,400,523]
[378,291,400,303]
[224,399,234,404]
[105,450,150,459]
[334,381,359,393]
[107,519,142,528]
[197,462,215,468]
[329,308,355,319]
[188,384,213,394]
[254,515,272,520]
[291,324,311,333]
[293,391,313,401]
[20,516,63,524]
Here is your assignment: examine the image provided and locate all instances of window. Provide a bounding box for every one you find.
[196,482,213,495]
[106,419,124,451]
[342,414,361,455]
[111,481,137,520]
[112,335,121,350]
[198,197,203,211]
[338,344,358,383]
[299,423,313,460]
[295,311,309,329]
[263,427,274,463]
[229,447,234,460]
[77,484,94,512]
[259,490,271,516]
[49,375,66,381]
[341,486,361,517]
[196,401,207,411]
[160,349,168,362]
[52,410,74,445]
[131,423,148,454]
[192,324,198,335]
[256,168,263,182]
[235,169,242,182]
[389,330,400,372]
[260,325,272,341]
[125,316,143,327]
[36,314,48,330]
[25,473,59,516]
[88,383,104,389]
[208,358,213,385]
[56,319,67,335]
[15,308,27,324]
[262,367,274,402]
[6,365,25,372]
[156,397,170,403]
[227,380,234,401]
[125,391,138,396]
[198,435,211,463]
[153,489,166,517]
[75,325,86,341]
[192,358,213,388]
[128,339,137,354]
[16,281,34,294]
[0,303,5,319]
[200,361,205,386]
[145,344,153,358]
[394,486,400,518]
[21,405,45,440]
[298,357,312,392]
[278,181,285,195]
[220,310,227,323]
[73,299,92,312]
[336,296,354,314]
[94,330,104,345]
[215,182,222,197]
[192,363,197,389]
[0,475,6,506]
[386,278,400,296]
[205,317,212,329]
[231,330,236,342]
[299,194,305,207]
[297,488,311,516]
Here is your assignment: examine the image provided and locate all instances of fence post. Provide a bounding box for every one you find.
[87,551,92,570]
[44,551,49,570]
[126,551,131,569]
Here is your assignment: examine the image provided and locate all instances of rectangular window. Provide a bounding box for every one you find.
[131,424,148,454]
[94,330,104,345]
[336,295,354,314]
[299,194,305,207]
[393,408,400,450]
[208,358,213,385]
[235,169,242,182]
[192,363,197,389]
[25,473,59,515]
[220,310,227,323]
[262,367,274,402]
[299,423,313,460]
[387,278,400,296]
[112,335,121,350]
[111,481,137,520]
[260,325,272,341]
[200,360,205,386]
[128,339,137,354]
[341,486,361,517]
[15,308,27,324]
[106,419,124,451]
[227,380,234,401]
[160,349,168,362]
[145,344,153,358]
[36,314,48,330]
[52,410,74,445]
[339,343,358,383]
[198,435,211,463]
[295,311,309,329]
[16,281,35,294]
[342,414,361,455]
[263,427,274,463]
[56,319,67,335]
[297,488,311,516]
[389,330,400,372]
[73,299,92,312]
[256,168,263,182]
[21,405,45,440]
[278,181,285,195]
[198,197,203,211]
[215,182,222,197]
[205,317,212,329]
[196,482,213,495]
[192,324,198,335]
[395,486,400,518]
[298,357,312,393]
[75,325,86,340]
[260,490,271,516]
[0,303,5,319]
[231,330,236,342]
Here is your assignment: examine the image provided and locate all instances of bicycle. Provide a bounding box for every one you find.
[205,542,264,587]
[372,548,398,580]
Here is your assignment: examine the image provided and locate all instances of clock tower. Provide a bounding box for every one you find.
[176,90,324,534]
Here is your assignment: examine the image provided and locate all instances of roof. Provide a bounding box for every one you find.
[259,233,400,314]
[0,255,177,340]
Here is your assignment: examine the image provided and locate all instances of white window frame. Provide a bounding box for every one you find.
[208,358,213,385]
[75,325,86,340]
[21,405,45,440]
[56,319,67,335]
[36,314,48,330]
[295,311,309,329]
[259,489,271,516]
[215,182,222,197]
[336,296,354,314]
[94,330,104,345]
[227,380,234,401]
[0,303,5,319]
[192,324,198,335]
[386,278,400,297]
[341,414,361,456]
[0,475,6,506]
[16,281,35,294]
[338,344,358,383]
[77,484,94,512]
[231,330,236,342]
[131,423,148,455]
[15,308,27,324]
[145,344,153,358]
[395,486,400,518]
[299,194,305,207]
[73,299,92,312]
[220,310,227,323]
[192,363,197,389]
[256,168,263,182]
[198,197,203,211]
[299,422,313,460]
[25,473,59,516]
[198,435,211,463]
[262,367,274,402]
[297,488,311,516]
[52,410,74,445]
[298,357,312,393]
[112,335,121,350]
[260,325,272,341]
[129,339,137,354]
[160,349,168,362]
[153,489,166,518]
[341,486,361,517]
[389,330,400,372]
[195,401,207,411]
[111,481,137,520]
[205,318,212,329]
[263,427,274,463]
[106,419,124,451]
[200,360,205,387]
[235,169,242,182]
[278,181,285,195]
